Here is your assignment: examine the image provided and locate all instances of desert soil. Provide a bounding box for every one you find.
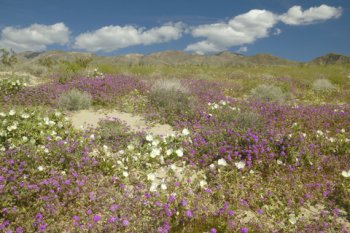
[69,109,175,136]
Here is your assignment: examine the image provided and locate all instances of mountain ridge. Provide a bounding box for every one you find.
[11,50,350,66]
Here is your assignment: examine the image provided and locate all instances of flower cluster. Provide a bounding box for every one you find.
[0,108,72,150]
[0,78,27,95]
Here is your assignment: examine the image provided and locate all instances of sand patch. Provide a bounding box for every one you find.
[69,109,175,136]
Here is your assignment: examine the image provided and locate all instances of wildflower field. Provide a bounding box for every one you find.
[0,62,350,232]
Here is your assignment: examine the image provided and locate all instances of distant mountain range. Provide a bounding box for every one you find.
[13,50,350,66]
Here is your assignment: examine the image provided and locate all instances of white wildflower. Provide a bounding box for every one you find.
[341,170,350,178]
[199,180,207,188]
[277,160,283,165]
[175,148,184,157]
[118,150,125,155]
[150,148,161,158]
[150,183,158,192]
[127,144,135,151]
[90,134,95,140]
[234,161,245,169]
[9,110,16,116]
[37,166,44,171]
[316,130,324,136]
[341,128,345,133]
[170,164,177,171]
[219,100,227,106]
[122,171,129,177]
[328,137,336,143]
[218,158,228,166]
[166,149,173,156]
[161,183,167,190]
[21,113,30,119]
[147,173,156,181]
[146,134,153,142]
[152,139,160,146]
[43,117,50,125]
[209,164,216,170]
[160,155,165,164]
[182,128,190,136]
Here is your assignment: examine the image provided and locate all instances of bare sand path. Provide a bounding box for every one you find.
[69,109,175,136]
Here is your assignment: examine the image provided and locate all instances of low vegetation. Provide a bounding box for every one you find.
[0,51,349,232]
[250,84,287,102]
[58,89,92,111]
[312,78,336,92]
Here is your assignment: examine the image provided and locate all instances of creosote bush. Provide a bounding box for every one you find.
[58,89,92,111]
[312,78,336,92]
[250,84,286,102]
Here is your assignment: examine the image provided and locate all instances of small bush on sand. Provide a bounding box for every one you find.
[149,79,194,122]
[250,84,286,102]
[312,79,335,92]
[58,89,92,111]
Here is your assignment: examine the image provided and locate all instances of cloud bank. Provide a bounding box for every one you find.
[0,23,70,52]
[185,4,342,54]
[0,4,342,53]
[73,22,184,52]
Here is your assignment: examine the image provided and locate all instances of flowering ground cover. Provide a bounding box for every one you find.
[0,71,349,232]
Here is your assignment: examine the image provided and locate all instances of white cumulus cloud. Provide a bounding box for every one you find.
[280,5,342,25]
[185,4,342,54]
[74,22,184,52]
[185,9,278,54]
[0,23,70,52]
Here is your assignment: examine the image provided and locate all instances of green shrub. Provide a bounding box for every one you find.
[149,79,194,122]
[250,84,286,102]
[58,89,92,111]
[312,79,336,92]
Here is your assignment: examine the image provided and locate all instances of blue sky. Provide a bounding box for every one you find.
[0,0,349,61]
